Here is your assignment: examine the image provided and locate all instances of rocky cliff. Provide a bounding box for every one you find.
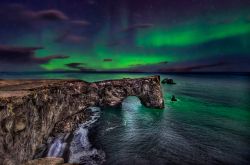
[0,76,164,165]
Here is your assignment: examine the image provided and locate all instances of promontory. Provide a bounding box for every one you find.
[0,76,164,165]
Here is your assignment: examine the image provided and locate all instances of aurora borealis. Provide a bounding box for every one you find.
[0,0,249,72]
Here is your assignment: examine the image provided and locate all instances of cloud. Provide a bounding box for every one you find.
[34,54,69,64]
[66,62,85,69]
[0,3,90,46]
[0,4,69,25]
[103,58,113,62]
[66,62,95,71]
[36,10,69,21]
[114,60,229,73]
[0,45,42,64]
[129,61,168,68]
[0,45,69,64]
[158,61,227,72]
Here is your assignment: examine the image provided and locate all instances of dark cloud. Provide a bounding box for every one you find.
[66,62,95,72]
[0,45,69,64]
[0,45,42,64]
[158,62,226,72]
[36,10,69,21]
[116,58,248,73]
[129,64,144,68]
[34,54,69,64]
[129,61,168,68]
[66,62,85,68]
[0,4,69,23]
[158,61,168,65]
[103,58,113,62]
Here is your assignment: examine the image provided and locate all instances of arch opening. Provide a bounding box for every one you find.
[121,96,142,111]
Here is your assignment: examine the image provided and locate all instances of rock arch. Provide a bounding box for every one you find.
[94,76,164,109]
[121,96,142,110]
[0,75,164,164]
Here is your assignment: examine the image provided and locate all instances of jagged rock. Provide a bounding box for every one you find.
[0,76,164,164]
[161,78,176,84]
[53,109,92,134]
[171,95,177,101]
[2,117,13,132]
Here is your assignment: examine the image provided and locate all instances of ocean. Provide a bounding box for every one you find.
[1,72,250,164]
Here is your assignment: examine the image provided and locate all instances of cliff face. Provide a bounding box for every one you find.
[0,76,164,165]
[95,75,164,108]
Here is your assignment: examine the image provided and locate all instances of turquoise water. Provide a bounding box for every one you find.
[90,74,250,164]
[1,73,250,164]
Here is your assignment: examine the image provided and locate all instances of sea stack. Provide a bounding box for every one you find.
[161,78,176,84]
[0,76,164,164]
[171,95,177,101]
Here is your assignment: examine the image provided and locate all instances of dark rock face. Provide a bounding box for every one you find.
[95,75,164,108]
[171,95,177,102]
[0,76,164,165]
[161,78,176,84]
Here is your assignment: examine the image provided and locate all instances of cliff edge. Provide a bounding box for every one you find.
[0,76,164,165]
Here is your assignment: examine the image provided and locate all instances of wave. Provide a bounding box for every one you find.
[46,107,105,164]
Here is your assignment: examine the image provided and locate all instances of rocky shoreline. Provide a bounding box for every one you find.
[0,76,164,165]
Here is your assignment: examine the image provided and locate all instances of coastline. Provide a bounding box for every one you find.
[0,76,164,164]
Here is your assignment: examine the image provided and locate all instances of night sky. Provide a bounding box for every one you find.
[0,0,249,72]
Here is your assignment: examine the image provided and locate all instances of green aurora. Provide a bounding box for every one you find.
[38,19,250,71]
[1,0,249,72]
[136,22,250,47]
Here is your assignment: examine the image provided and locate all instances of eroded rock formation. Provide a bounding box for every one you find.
[0,76,164,165]
[161,78,176,84]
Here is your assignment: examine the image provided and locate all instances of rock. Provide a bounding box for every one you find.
[161,78,176,84]
[23,157,64,165]
[97,76,164,109]
[171,95,177,101]
[53,109,92,134]
[0,76,164,164]
[2,117,13,132]
[14,117,26,132]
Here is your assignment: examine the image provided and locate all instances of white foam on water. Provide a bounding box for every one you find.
[47,134,69,157]
[105,126,119,132]
[68,107,106,165]
[46,107,105,164]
